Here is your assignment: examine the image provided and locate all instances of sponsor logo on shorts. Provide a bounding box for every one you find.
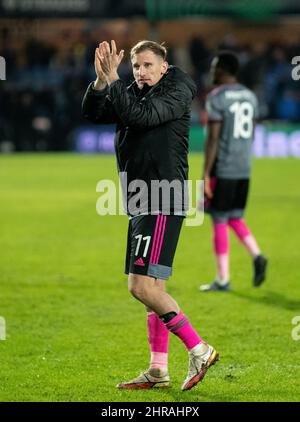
[134,258,145,267]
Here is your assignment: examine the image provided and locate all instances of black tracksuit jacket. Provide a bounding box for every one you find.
[82,66,196,216]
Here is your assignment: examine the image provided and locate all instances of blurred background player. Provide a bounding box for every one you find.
[199,52,268,292]
[82,40,218,390]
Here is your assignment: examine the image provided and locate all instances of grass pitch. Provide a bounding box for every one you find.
[0,153,299,402]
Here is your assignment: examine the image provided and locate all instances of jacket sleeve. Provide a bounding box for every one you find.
[108,79,192,129]
[82,82,118,124]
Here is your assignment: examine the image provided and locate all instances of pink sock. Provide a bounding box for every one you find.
[147,312,169,369]
[228,219,260,258]
[165,312,202,351]
[213,222,229,281]
[213,222,229,254]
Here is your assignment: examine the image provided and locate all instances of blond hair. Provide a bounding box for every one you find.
[130,40,167,60]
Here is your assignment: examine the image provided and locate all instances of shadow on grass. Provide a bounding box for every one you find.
[115,387,191,403]
[231,290,300,312]
[114,385,240,402]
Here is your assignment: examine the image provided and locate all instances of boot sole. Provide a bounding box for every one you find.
[117,381,170,389]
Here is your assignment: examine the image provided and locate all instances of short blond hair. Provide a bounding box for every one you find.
[130,40,167,60]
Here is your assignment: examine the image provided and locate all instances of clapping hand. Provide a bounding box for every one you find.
[97,40,124,85]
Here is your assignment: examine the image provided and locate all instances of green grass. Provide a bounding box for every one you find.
[0,153,299,402]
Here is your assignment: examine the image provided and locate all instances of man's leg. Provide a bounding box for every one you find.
[119,215,176,389]
[200,178,234,292]
[127,274,218,391]
[117,278,171,389]
[200,219,231,291]
[228,218,260,257]
[146,279,169,372]
[128,273,180,315]
[213,220,230,283]
[228,218,267,286]
[118,215,218,391]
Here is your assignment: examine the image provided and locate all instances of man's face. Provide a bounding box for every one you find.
[131,50,168,89]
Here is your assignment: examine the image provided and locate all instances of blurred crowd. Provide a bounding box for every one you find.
[0,27,299,151]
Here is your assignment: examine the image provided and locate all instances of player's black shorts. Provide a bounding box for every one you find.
[125,214,184,280]
[205,178,250,222]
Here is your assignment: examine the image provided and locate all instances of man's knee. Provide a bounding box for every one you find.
[128,273,153,301]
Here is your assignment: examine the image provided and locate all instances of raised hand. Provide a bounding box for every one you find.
[93,44,107,90]
[98,40,124,84]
